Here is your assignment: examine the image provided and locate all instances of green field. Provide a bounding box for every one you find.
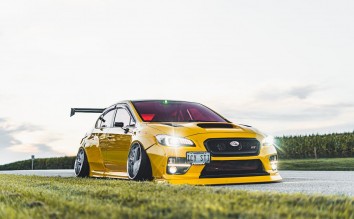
[279,158,354,171]
[0,175,353,219]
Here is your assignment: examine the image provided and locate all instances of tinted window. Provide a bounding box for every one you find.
[132,101,227,122]
[99,109,116,128]
[115,108,132,127]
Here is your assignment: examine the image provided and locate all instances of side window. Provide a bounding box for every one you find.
[115,108,133,127]
[95,117,103,128]
[96,109,116,128]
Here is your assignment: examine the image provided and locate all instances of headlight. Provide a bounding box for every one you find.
[262,136,274,146]
[155,135,195,147]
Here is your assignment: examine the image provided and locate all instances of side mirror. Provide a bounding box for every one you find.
[114,122,124,128]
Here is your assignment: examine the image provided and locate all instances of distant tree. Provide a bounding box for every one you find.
[0,156,76,170]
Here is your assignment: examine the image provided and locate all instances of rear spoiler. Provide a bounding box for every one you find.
[70,108,106,117]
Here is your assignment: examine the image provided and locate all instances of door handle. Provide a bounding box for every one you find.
[123,128,130,134]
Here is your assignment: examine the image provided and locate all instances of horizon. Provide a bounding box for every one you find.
[1,0,353,164]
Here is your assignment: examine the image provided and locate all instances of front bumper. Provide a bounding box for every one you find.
[159,173,282,185]
[159,156,281,185]
[147,133,282,185]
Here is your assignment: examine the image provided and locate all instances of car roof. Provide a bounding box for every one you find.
[114,99,198,105]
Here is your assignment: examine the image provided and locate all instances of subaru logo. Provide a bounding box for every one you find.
[230,141,240,147]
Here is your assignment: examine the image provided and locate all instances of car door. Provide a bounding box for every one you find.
[83,116,107,176]
[94,107,116,171]
[105,106,135,175]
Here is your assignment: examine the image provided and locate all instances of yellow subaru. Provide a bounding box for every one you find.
[72,100,281,185]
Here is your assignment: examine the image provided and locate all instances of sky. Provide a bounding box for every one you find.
[0,0,353,164]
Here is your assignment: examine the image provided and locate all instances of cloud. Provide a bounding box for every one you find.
[220,98,354,138]
[224,101,354,122]
[0,118,58,155]
[272,122,354,136]
[322,102,354,109]
[256,84,320,100]
[7,144,39,153]
[0,126,21,146]
[288,85,318,99]
[7,143,57,154]
[35,144,58,153]
[11,124,42,133]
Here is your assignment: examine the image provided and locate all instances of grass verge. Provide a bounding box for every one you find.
[279,158,354,171]
[0,175,353,219]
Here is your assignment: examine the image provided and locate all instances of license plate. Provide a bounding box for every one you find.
[186,152,211,164]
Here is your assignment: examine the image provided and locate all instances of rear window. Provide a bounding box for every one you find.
[132,101,227,123]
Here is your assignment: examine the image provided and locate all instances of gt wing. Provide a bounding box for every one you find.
[70,108,106,117]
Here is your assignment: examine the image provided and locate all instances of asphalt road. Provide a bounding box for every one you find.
[1,170,353,196]
[0,169,75,177]
[218,171,354,196]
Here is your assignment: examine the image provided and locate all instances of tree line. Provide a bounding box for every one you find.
[276,132,354,159]
[0,156,76,170]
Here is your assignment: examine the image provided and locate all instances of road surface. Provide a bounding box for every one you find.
[0,169,75,177]
[1,170,353,196]
[218,171,354,196]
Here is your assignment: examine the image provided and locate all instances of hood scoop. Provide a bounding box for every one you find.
[161,123,185,127]
[197,123,234,129]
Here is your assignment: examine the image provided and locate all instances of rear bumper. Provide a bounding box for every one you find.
[161,172,282,185]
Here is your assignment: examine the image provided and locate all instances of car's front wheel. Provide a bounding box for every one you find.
[127,142,152,181]
[74,148,89,177]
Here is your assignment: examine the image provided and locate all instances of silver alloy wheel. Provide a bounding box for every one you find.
[127,143,142,179]
[75,149,85,175]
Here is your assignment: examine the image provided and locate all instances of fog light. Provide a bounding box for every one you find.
[168,166,178,174]
[167,157,191,175]
[271,162,278,171]
[269,155,278,171]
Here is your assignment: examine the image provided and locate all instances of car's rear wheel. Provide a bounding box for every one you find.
[74,148,89,177]
[127,142,152,181]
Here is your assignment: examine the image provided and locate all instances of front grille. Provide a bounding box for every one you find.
[204,138,260,157]
[200,160,269,178]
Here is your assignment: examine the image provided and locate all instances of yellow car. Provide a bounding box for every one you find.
[71,100,281,185]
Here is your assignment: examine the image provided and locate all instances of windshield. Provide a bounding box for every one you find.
[132,100,227,122]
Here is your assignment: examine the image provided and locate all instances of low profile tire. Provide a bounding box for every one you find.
[74,148,90,177]
[127,143,153,181]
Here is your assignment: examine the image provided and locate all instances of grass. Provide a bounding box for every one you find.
[0,175,353,219]
[279,158,354,171]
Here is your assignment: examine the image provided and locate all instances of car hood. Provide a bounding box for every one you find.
[146,122,260,137]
